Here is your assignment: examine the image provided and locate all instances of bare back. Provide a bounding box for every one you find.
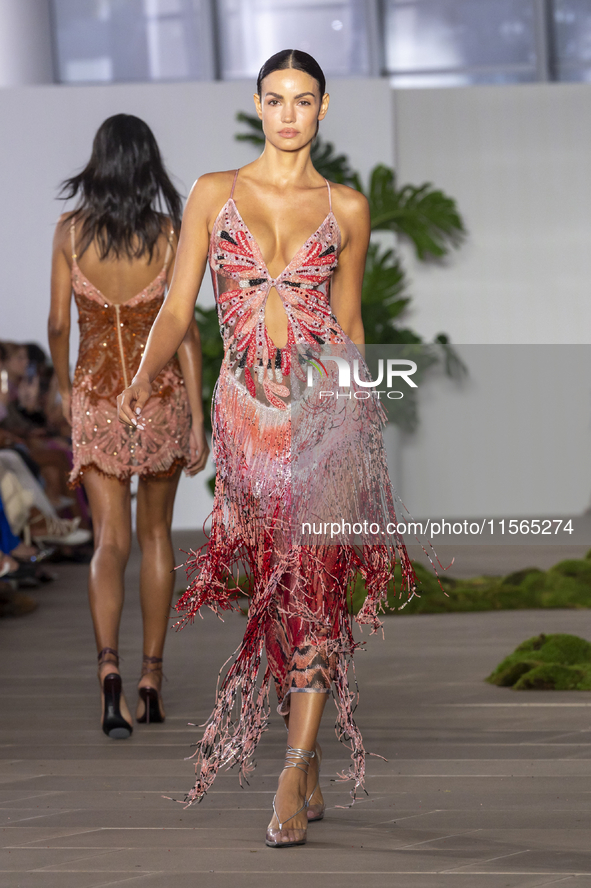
[58,216,176,305]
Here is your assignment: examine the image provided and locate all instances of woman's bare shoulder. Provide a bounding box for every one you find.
[329,181,369,217]
[53,211,77,251]
[329,182,370,246]
[186,170,238,221]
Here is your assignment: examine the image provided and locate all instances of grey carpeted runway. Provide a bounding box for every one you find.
[2,531,591,887]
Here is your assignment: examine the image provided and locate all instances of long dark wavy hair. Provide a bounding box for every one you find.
[60,114,183,261]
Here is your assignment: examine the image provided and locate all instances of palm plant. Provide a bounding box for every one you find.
[196,112,467,439]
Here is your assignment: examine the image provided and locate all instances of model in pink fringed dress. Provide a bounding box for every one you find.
[117,52,421,848]
[175,169,418,804]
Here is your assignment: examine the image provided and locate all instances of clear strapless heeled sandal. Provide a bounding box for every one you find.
[265,746,315,848]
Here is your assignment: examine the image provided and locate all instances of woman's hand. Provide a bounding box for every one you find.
[117,376,152,427]
[185,421,209,475]
[60,390,72,425]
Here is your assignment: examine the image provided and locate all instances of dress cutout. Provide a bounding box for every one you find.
[68,224,191,485]
[176,172,418,806]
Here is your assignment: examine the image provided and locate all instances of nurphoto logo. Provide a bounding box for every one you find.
[304,355,418,400]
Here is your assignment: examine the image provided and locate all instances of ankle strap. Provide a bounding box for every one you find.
[141,654,166,680]
[283,746,315,775]
[98,647,119,666]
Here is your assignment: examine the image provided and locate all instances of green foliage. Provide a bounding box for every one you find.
[348,549,591,617]
[515,663,591,690]
[366,164,466,260]
[487,633,591,690]
[361,243,410,343]
[310,139,361,188]
[234,112,265,147]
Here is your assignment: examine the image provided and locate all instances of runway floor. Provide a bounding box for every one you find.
[2,531,591,887]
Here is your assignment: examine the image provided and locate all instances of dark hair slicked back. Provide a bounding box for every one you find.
[59,114,182,261]
[257,49,326,98]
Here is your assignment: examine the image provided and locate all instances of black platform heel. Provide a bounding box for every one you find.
[137,654,165,724]
[98,648,133,739]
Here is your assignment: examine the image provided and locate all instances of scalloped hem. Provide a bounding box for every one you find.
[68,457,187,489]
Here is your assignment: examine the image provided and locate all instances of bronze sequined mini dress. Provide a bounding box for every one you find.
[68,223,191,486]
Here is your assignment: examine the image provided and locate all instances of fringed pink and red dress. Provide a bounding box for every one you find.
[176,172,418,805]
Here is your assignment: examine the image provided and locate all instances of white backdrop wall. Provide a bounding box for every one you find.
[391,83,591,517]
[0,77,394,529]
[393,83,591,346]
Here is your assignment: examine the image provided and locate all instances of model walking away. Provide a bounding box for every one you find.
[118,52,417,844]
[49,115,209,739]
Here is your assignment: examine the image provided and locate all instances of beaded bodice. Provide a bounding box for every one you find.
[209,176,345,409]
[72,261,184,401]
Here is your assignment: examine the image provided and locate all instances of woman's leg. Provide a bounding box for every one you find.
[82,469,132,723]
[135,467,182,714]
[283,708,325,816]
[266,553,342,842]
[268,692,328,842]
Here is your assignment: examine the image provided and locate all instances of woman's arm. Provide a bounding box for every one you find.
[329,187,371,356]
[177,320,209,474]
[47,216,73,423]
[118,176,218,427]
[162,233,209,475]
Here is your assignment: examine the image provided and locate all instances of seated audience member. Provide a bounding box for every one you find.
[0,448,90,547]
[0,341,87,522]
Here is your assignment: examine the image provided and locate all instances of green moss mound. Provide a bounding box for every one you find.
[348,548,591,616]
[487,633,591,690]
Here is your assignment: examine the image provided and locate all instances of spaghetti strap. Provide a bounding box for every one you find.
[163,229,174,268]
[70,221,77,260]
[230,169,240,199]
[325,179,332,212]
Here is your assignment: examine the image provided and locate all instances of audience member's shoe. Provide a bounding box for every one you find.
[13,545,56,565]
[51,496,76,512]
[10,542,40,560]
[0,555,18,579]
[31,516,92,547]
[4,562,38,583]
[1,553,37,583]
